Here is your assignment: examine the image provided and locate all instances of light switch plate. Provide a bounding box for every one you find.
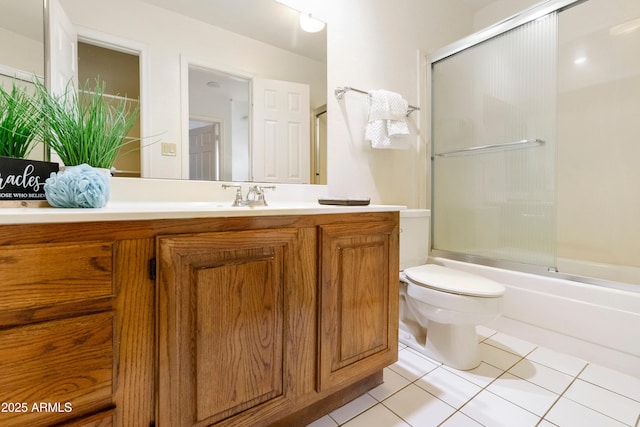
[161,142,177,156]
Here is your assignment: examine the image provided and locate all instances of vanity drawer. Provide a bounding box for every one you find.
[0,312,114,427]
[59,408,114,426]
[0,242,113,312]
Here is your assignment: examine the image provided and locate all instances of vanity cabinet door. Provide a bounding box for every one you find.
[157,228,314,427]
[318,220,399,391]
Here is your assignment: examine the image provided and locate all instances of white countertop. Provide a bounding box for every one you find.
[0,178,405,225]
[0,201,405,225]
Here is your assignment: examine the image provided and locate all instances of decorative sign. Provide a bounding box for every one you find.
[0,156,59,201]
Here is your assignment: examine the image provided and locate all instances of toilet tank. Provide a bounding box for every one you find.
[400,209,431,270]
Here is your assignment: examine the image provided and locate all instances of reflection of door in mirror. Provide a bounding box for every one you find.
[252,77,310,184]
[188,66,250,182]
[78,42,141,177]
[189,119,222,181]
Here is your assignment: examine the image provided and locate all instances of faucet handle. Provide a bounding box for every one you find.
[255,185,275,205]
[222,184,243,206]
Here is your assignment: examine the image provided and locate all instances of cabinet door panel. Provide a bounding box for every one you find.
[194,255,283,421]
[319,221,399,391]
[338,243,388,364]
[157,229,299,427]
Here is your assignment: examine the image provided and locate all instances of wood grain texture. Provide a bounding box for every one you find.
[112,239,155,427]
[59,408,115,426]
[0,313,113,426]
[0,212,397,245]
[0,242,113,312]
[158,228,307,426]
[318,220,399,391]
[0,211,399,427]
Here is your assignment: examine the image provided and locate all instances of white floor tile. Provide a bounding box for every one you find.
[563,379,640,426]
[508,359,575,394]
[329,393,378,425]
[439,411,483,427]
[479,342,523,370]
[579,363,640,403]
[545,397,628,427]
[415,367,482,409]
[461,389,540,427]
[306,415,338,427]
[526,346,587,377]
[368,367,411,402]
[383,384,456,427]
[484,332,538,357]
[445,361,504,388]
[317,329,638,427]
[342,404,410,427]
[476,325,496,342]
[389,347,439,382]
[486,372,559,416]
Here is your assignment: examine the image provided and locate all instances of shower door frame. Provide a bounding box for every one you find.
[427,0,638,293]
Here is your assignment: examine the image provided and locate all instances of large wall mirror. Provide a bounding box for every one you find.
[0,0,46,161]
[47,0,327,184]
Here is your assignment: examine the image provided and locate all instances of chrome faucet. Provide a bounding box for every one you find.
[222,184,244,207]
[246,185,275,206]
[222,184,275,207]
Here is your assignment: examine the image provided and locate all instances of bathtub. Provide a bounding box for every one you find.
[429,256,640,378]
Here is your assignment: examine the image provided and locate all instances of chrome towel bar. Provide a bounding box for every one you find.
[334,86,420,117]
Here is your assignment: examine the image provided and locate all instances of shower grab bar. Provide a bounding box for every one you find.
[435,138,545,157]
[334,86,420,117]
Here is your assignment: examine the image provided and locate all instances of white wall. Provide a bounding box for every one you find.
[472,0,540,30]
[0,27,44,79]
[312,0,475,207]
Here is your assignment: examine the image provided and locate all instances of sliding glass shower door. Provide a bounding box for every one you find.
[431,13,558,269]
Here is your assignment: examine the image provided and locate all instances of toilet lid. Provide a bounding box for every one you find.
[404,264,505,297]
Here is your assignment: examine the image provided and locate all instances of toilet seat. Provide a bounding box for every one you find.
[404,264,505,297]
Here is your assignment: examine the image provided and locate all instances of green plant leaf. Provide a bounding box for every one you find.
[36,78,140,168]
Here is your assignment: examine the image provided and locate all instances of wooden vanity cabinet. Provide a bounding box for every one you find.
[0,211,398,427]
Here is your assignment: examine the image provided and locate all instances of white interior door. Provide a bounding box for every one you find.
[46,0,77,165]
[46,0,77,94]
[252,78,310,183]
[189,122,221,181]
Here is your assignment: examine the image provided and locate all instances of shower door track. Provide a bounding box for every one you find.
[430,249,640,294]
[430,0,585,63]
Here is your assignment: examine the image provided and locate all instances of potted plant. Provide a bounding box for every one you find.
[36,78,139,170]
[0,80,43,159]
[0,79,59,203]
[35,78,139,208]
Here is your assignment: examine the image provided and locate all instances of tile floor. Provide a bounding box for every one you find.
[307,326,640,427]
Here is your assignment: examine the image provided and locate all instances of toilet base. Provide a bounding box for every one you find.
[399,321,481,371]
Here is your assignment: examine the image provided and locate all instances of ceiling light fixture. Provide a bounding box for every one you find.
[299,13,325,33]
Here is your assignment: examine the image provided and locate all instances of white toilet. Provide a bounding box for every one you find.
[399,210,506,370]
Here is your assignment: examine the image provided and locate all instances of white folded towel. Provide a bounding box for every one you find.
[365,89,410,149]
